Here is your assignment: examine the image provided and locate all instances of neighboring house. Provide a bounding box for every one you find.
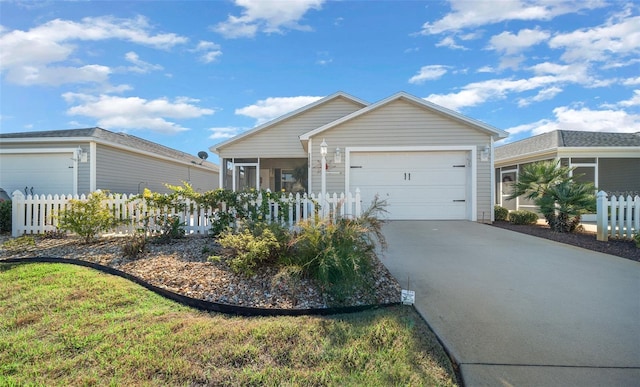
[495,130,640,216]
[211,91,508,221]
[0,127,219,196]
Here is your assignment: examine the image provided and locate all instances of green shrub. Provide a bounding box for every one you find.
[0,200,11,233]
[634,233,640,249]
[154,215,185,242]
[122,234,147,259]
[508,210,539,225]
[509,161,595,232]
[215,222,281,275]
[57,191,125,243]
[494,205,509,221]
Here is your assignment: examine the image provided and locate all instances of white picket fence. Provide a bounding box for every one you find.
[10,189,362,238]
[596,191,639,241]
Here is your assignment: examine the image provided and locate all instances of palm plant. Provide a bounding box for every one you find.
[508,160,595,233]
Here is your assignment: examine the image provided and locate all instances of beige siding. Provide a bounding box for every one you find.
[77,145,91,194]
[96,145,218,194]
[218,97,364,159]
[309,99,494,220]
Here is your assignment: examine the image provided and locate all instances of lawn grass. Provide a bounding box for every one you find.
[0,263,458,386]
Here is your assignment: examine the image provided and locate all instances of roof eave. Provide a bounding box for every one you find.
[299,91,508,141]
[1,130,219,172]
[211,91,369,154]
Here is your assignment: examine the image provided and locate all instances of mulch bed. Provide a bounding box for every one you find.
[491,221,639,262]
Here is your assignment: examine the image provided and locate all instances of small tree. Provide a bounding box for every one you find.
[509,161,595,233]
[58,191,124,243]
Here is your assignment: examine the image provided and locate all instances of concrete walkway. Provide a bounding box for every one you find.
[381,221,640,386]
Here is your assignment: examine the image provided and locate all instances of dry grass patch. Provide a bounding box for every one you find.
[0,262,458,386]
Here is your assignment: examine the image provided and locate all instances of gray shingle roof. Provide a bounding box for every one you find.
[495,130,640,161]
[0,127,218,171]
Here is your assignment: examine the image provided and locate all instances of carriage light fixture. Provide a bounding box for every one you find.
[320,139,328,157]
[76,147,88,163]
[480,145,490,161]
[334,147,342,163]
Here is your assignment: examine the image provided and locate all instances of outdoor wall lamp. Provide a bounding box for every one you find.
[480,145,490,162]
[76,147,88,163]
[334,147,342,163]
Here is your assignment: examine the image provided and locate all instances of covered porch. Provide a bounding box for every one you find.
[220,157,308,193]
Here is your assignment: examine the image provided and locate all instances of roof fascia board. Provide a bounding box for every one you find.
[495,149,558,166]
[211,91,369,154]
[558,146,640,157]
[495,146,640,166]
[300,91,508,141]
[1,134,219,172]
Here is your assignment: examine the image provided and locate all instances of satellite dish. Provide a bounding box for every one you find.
[197,151,208,160]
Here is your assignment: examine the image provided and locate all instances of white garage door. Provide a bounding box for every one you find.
[349,151,468,220]
[0,153,74,196]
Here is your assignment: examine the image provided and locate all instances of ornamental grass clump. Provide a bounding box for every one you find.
[286,197,388,303]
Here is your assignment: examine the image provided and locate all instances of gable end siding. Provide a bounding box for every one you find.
[218,97,364,159]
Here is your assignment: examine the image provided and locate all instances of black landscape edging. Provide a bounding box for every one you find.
[0,257,399,317]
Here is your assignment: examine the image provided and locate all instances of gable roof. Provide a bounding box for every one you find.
[495,130,640,161]
[299,91,508,142]
[211,91,369,153]
[0,127,218,171]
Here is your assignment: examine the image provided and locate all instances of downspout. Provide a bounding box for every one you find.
[307,138,313,194]
[218,157,223,189]
[489,137,495,222]
[90,141,97,192]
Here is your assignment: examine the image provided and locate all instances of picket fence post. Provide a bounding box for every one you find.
[596,191,608,241]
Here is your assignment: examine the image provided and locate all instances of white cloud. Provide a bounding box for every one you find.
[191,41,223,63]
[623,77,640,86]
[425,75,565,110]
[123,51,163,73]
[517,86,563,107]
[408,65,449,84]
[477,66,496,73]
[549,14,640,63]
[504,119,554,136]
[617,90,640,107]
[316,51,333,66]
[419,0,606,35]
[209,126,246,140]
[488,28,550,55]
[507,105,640,137]
[214,0,324,38]
[0,15,187,86]
[235,95,323,125]
[63,93,214,134]
[7,64,112,86]
[435,36,467,50]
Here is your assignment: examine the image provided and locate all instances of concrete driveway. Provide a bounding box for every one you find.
[381,221,640,386]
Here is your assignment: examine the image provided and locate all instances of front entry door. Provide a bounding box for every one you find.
[235,164,258,191]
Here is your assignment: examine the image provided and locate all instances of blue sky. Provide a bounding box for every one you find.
[1,0,639,163]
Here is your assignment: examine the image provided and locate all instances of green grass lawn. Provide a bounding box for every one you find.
[0,263,457,386]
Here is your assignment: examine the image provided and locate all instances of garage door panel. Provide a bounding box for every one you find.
[350,151,469,220]
[0,153,74,195]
